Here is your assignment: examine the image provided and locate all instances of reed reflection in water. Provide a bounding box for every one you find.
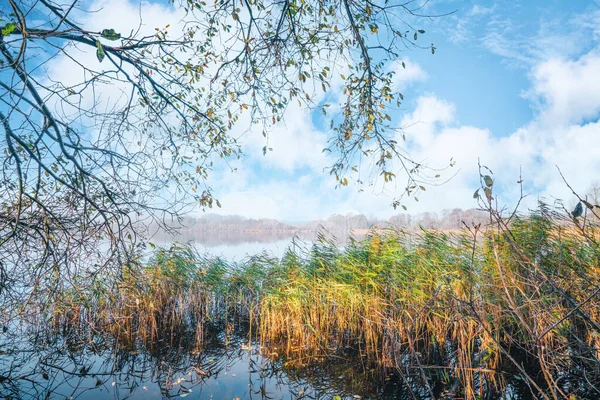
[1,322,411,399]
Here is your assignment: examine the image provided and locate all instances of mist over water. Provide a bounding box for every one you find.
[147,224,368,261]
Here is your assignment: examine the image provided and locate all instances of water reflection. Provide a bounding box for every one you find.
[149,231,310,261]
[1,323,410,400]
[148,228,364,261]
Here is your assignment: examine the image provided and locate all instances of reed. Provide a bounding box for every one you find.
[36,204,600,398]
[258,208,600,398]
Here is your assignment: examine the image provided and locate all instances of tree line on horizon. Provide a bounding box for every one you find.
[175,207,490,234]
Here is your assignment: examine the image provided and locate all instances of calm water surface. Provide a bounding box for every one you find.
[1,327,411,400]
[150,231,315,261]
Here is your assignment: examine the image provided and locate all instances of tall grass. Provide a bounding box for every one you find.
[31,203,600,399]
[257,206,600,399]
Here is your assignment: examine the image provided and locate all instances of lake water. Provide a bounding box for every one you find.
[1,326,413,400]
[149,230,326,261]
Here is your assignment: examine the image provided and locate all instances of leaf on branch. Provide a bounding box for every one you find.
[1,23,15,36]
[473,189,480,199]
[96,40,105,63]
[101,29,121,40]
[483,175,493,188]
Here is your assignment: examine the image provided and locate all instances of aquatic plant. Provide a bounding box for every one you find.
[4,200,600,399]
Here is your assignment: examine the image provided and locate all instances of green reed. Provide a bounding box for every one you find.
[35,205,600,399]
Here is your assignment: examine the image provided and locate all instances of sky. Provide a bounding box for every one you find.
[33,0,600,221]
[206,0,600,221]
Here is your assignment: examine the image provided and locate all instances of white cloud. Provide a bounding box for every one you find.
[207,174,329,220]
[481,30,535,67]
[401,95,456,148]
[394,49,600,213]
[525,51,600,126]
[203,44,600,220]
[480,6,600,68]
[390,58,428,92]
[243,104,329,173]
[448,3,496,44]
[469,5,495,17]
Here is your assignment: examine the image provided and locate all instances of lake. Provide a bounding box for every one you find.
[149,229,330,261]
[1,322,414,399]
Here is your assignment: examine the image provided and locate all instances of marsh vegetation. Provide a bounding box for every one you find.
[3,199,600,399]
[3,0,600,398]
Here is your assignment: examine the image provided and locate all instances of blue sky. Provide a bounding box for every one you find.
[413,0,598,136]
[36,0,600,221]
[204,0,600,221]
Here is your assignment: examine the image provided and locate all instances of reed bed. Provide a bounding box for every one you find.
[32,204,600,399]
[258,206,600,399]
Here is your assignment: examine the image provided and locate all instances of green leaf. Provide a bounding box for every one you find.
[101,28,121,40]
[413,32,418,40]
[473,189,480,199]
[483,175,493,187]
[1,23,15,36]
[418,29,425,34]
[96,40,105,63]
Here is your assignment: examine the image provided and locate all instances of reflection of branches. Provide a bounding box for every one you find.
[1,316,226,399]
[1,316,329,399]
